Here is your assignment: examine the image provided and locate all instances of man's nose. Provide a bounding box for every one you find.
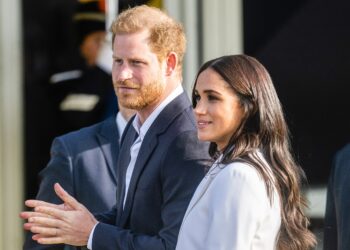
[116,64,132,81]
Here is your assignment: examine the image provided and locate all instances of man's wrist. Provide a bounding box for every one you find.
[87,222,99,249]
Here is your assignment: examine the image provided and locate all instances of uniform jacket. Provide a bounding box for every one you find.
[49,58,117,136]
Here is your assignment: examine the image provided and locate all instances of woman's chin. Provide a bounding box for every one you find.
[197,134,211,143]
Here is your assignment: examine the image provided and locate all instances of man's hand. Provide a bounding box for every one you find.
[20,183,97,246]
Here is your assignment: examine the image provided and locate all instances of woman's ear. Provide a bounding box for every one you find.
[165,52,177,76]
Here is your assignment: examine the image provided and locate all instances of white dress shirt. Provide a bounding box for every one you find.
[87,85,183,249]
[116,111,128,142]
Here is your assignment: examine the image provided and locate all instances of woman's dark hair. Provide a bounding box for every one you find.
[192,55,316,250]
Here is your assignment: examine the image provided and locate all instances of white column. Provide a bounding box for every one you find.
[106,0,118,30]
[164,0,243,94]
[0,0,24,249]
[164,0,199,95]
[202,0,243,62]
[97,0,118,73]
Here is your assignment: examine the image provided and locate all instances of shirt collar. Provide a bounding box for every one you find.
[132,85,183,140]
[116,112,128,137]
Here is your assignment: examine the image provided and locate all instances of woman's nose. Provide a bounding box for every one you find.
[194,100,206,115]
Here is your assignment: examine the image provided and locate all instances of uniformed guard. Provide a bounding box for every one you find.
[50,0,117,135]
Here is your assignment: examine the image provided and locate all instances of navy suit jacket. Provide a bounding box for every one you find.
[92,92,210,250]
[324,143,350,250]
[24,117,120,250]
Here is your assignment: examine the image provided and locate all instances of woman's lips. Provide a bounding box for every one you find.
[197,120,211,129]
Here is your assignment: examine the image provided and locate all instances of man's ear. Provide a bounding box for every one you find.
[165,52,177,76]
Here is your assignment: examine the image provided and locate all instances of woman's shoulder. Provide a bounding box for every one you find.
[214,156,273,195]
[216,150,270,179]
[218,160,263,183]
[207,160,274,209]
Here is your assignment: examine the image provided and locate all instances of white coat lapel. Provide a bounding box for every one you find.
[182,161,224,219]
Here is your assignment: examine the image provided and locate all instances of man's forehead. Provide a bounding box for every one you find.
[112,32,154,55]
[114,29,150,41]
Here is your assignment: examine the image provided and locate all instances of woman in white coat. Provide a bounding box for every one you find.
[176,55,316,250]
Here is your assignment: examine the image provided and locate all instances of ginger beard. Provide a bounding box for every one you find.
[114,74,165,111]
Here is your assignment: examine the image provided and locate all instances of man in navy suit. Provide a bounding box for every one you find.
[23,104,134,250]
[21,5,210,250]
[324,143,350,250]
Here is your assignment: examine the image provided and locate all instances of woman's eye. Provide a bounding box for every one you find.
[194,94,201,102]
[208,95,219,101]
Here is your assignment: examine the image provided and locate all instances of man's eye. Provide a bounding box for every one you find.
[114,59,122,64]
[132,60,143,65]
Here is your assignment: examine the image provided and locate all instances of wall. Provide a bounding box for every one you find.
[0,0,24,249]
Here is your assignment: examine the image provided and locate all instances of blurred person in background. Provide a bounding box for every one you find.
[23,102,135,250]
[324,143,350,250]
[49,0,117,136]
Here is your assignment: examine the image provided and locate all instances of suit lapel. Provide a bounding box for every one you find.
[182,162,223,220]
[119,135,158,226]
[119,92,192,227]
[116,126,137,224]
[96,117,119,185]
